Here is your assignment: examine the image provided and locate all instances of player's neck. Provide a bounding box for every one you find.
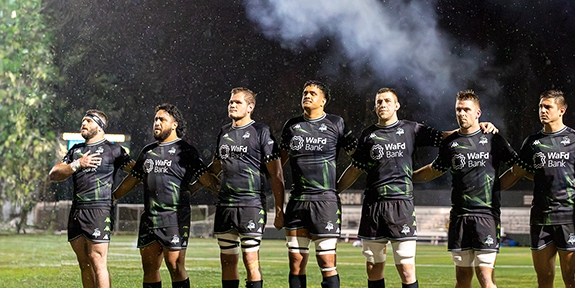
[304,107,325,119]
[459,123,480,134]
[232,116,252,127]
[378,115,398,126]
[543,121,565,133]
[85,133,105,144]
[160,132,179,143]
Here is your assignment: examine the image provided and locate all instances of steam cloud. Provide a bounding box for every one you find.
[244,0,500,125]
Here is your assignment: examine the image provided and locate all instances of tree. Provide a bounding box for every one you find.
[0,0,58,233]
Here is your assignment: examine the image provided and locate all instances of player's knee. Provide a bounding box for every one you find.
[391,240,416,265]
[362,241,387,263]
[286,236,311,254]
[475,251,497,268]
[241,236,262,253]
[217,233,240,255]
[315,237,337,256]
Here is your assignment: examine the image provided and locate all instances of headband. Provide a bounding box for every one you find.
[85,113,107,130]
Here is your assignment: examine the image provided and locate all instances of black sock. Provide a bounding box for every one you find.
[402,280,418,288]
[143,282,161,288]
[368,278,385,288]
[245,280,263,288]
[172,278,190,288]
[222,279,240,288]
[321,274,340,288]
[288,274,306,288]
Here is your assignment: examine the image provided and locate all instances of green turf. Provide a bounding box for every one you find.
[0,234,562,287]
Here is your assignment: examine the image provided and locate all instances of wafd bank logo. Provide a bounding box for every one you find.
[290,136,327,151]
[144,159,172,173]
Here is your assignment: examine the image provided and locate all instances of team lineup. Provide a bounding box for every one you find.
[49,81,575,288]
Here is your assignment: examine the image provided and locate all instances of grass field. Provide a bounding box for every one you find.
[0,234,563,287]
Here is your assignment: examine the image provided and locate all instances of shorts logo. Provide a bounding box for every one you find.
[257,227,262,233]
[92,228,101,238]
[325,221,334,231]
[533,152,546,169]
[290,136,304,151]
[104,226,111,232]
[168,147,176,155]
[319,124,327,132]
[396,128,404,136]
[144,159,154,173]
[105,217,111,223]
[336,228,340,233]
[479,136,488,145]
[568,233,575,245]
[247,220,256,230]
[452,154,466,170]
[219,145,231,160]
[171,235,180,244]
[484,235,494,246]
[103,234,109,240]
[401,224,410,235]
[370,144,384,160]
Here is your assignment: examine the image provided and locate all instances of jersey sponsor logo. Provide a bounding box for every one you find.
[484,235,494,246]
[370,144,384,160]
[452,154,466,170]
[453,152,489,169]
[396,127,404,136]
[534,151,568,168]
[144,158,173,173]
[533,152,546,169]
[319,123,327,132]
[92,228,101,238]
[247,220,256,230]
[171,235,180,244]
[479,135,488,145]
[219,145,231,160]
[325,221,334,231]
[562,136,571,145]
[243,131,251,139]
[290,136,304,150]
[168,147,176,155]
[401,224,410,235]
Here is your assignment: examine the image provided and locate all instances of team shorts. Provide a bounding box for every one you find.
[284,200,341,237]
[358,199,416,241]
[68,207,113,243]
[137,216,190,250]
[213,206,267,236]
[448,215,500,252]
[530,223,575,251]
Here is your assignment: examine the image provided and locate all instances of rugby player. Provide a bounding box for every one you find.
[280,80,357,288]
[112,103,219,288]
[500,90,575,288]
[413,90,517,288]
[209,87,285,288]
[49,109,135,288]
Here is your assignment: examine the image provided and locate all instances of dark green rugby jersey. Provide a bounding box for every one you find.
[64,138,132,208]
[214,121,280,207]
[432,130,517,218]
[517,126,575,225]
[131,138,208,228]
[352,120,442,200]
[280,113,357,201]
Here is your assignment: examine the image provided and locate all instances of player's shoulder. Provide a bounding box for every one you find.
[324,113,344,124]
[283,115,305,127]
[69,142,86,151]
[563,126,575,135]
[360,123,378,136]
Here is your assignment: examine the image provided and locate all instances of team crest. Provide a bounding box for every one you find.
[168,147,176,155]
[290,136,304,151]
[401,224,410,235]
[247,220,256,230]
[144,159,154,173]
[568,234,575,245]
[92,228,101,238]
[452,154,466,170]
[561,136,571,145]
[450,141,459,148]
[171,235,180,244]
[370,144,384,160]
[479,136,488,145]
[533,152,546,169]
[325,221,334,231]
[396,128,404,136]
[243,131,251,139]
[96,146,104,154]
[484,235,494,246]
[219,144,231,160]
[319,123,327,132]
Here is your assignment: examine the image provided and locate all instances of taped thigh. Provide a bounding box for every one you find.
[314,237,338,256]
[451,250,474,267]
[217,233,240,255]
[240,235,262,253]
[286,236,311,254]
[475,251,497,268]
[362,240,387,264]
[390,240,416,265]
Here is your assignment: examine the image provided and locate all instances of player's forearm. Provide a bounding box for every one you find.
[337,165,362,193]
[270,176,285,212]
[499,165,529,191]
[412,164,442,182]
[199,172,220,193]
[112,175,139,201]
[49,162,75,182]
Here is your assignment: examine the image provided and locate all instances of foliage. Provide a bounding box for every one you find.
[0,0,58,231]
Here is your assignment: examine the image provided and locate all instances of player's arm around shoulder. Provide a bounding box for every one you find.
[337,164,362,193]
[196,170,220,194]
[112,174,141,201]
[499,164,531,191]
[412,164,445,183]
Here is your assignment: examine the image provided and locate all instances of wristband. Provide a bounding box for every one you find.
[70,159,81,172]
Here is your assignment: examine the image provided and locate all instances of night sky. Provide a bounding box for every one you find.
[46,0,575,200]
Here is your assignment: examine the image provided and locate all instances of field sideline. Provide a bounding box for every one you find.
[0,234,561,287]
